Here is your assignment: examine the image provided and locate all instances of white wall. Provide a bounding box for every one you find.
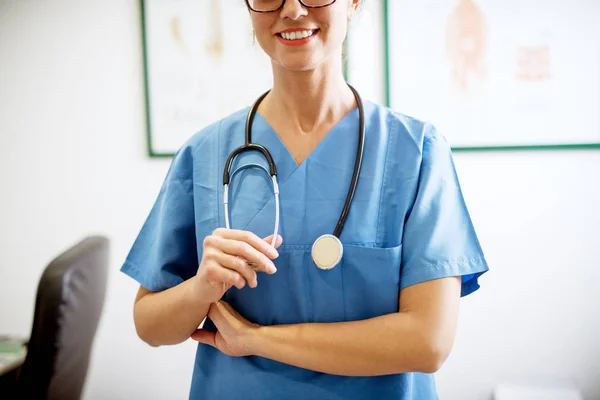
[1,1,598,399]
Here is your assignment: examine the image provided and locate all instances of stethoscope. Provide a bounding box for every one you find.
[223,84,365,270]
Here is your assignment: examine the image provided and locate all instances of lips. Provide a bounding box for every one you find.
[277,29,318,41]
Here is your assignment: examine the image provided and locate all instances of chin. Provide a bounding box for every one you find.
[274,56,322,73]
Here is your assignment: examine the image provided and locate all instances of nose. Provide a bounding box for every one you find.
[279,0,308,20]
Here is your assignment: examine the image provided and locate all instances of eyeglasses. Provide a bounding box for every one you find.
[246,0,337,13]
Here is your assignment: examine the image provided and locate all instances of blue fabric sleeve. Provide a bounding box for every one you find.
[120,146,199,292]
[400,124,489,297]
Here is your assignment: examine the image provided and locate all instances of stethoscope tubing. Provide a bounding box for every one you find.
[223,84,364,249]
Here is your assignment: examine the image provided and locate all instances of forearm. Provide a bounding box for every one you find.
[252,312,445,376]
[134,278,210,347]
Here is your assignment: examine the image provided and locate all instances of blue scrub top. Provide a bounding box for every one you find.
[121,101,489,399]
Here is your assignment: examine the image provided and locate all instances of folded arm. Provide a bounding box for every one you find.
[250,276,461,376]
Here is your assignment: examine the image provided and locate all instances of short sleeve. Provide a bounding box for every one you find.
[120,146,199,292]
[400,124,489,297]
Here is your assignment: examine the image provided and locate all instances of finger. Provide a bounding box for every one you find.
[191,329,216,347]
[263,234,283,250]
[218,301,240,319]
[206,262,247,289]
[209,234,277,274]
[212,252,258,288]
[245,235,282,272]
[213,228,279,259]
[208,302,224,326]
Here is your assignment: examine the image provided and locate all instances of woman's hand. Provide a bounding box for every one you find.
[191,301,259,357]
[192,229,282,305]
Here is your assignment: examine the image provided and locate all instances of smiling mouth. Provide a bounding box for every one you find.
[276,29,319,41]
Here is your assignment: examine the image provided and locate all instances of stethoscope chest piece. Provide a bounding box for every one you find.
[312,234,343,270]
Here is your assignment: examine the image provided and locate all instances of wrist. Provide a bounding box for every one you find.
[186,276,212,306]
[247,324,268,357]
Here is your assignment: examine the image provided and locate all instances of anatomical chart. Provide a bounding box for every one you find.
[345,0,385,104]
[143,0,273,155]
[387,0,600,148]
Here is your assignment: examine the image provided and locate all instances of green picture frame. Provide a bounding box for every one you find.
[140,0,358,158]
[140,0,277,158]
[382,0,600,151]
[140,0,170,158]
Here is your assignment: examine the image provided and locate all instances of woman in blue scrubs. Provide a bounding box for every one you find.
[121,0,489,398]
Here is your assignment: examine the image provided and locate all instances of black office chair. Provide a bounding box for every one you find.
[1,236,110,400]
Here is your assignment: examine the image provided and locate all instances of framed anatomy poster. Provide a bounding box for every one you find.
[141,0,273,157]
[385,0,600,150]
[345,0,386,105]
[140,0,386,157]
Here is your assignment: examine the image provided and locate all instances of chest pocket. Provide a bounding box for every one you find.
[224,243,402,326]
[338,244,402,320]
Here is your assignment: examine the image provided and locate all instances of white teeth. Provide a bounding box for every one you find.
[281,30,314,40]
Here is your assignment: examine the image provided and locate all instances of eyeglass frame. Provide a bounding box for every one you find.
[245,0,337,13]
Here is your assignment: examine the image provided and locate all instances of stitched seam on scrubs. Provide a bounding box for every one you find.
[253,112,301,189]
[240,193,276,231]
[342,241,346,322]
[376,113,394,245]
[275,242,389,250]
[239,164,301,232]
[415,134,461,213]
[393,111,423,153]
[122,259,182,292]
[304,248,314,323]
[215,119,223,230]
[402,256,487,277]
[163,179,193,198]
[401,133,440,218]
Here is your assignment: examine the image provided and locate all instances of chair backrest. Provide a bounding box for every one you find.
[17,236,110,400]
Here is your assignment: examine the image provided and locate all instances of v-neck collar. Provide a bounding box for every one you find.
[253,106,360,175]
[234,104,364,242]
